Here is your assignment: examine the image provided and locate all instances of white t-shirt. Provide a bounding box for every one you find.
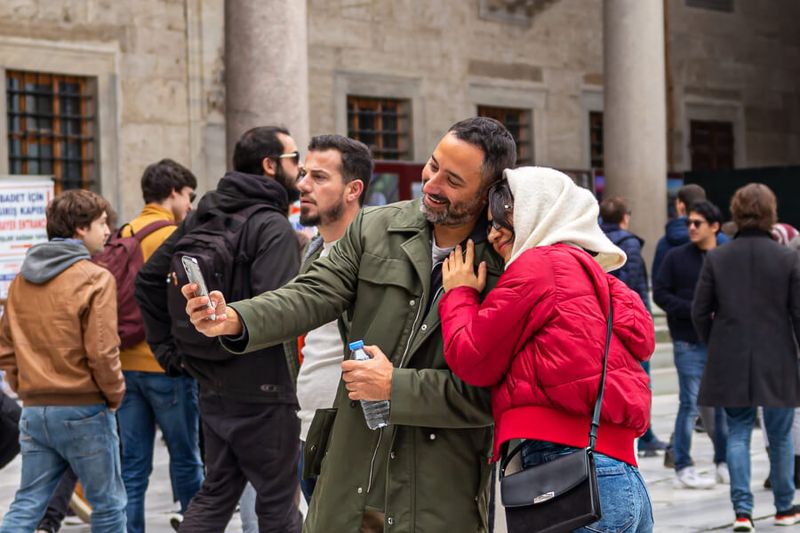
[296,241,346,441]
[431,238,454,266]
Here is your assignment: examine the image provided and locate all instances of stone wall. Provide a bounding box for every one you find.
[306,0,604,168]
[667,0,800,169]
[2,0,798,219]
[0,0,225,220]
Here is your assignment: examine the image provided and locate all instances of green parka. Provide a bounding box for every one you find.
[225,199,504,533]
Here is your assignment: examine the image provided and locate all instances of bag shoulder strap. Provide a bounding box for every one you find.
[588,285,613,450]
[132,220,175,243]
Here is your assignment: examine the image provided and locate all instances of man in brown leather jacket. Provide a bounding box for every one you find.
[0,189,126,533]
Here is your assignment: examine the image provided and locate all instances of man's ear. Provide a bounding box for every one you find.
[348,180,365,204]
[262,157,276,177]
[73,225,88,239]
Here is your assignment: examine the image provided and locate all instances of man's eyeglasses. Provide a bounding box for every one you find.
[271,151,300,165]
[189,192,197,203]
[685,218,707,229]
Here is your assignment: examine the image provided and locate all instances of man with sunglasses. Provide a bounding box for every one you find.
[136,126,304,532]
[654,200,729,490]
[115,159,202,533]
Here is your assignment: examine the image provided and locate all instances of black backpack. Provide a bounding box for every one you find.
[166,204,274,361]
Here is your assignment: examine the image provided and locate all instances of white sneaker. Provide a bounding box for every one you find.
[733,514,755,531]
[716,462,731,484]
[674,466,716,489]
[774,505,799,526]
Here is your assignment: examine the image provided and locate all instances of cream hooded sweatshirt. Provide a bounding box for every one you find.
[504,166,627,272]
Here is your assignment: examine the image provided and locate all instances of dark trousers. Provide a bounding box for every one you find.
[36,468,78,532]
[179,392,301,533]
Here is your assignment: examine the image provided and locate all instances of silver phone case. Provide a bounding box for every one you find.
[181,256,216,320]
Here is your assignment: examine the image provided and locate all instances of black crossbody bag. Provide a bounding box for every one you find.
[499,290,613,533]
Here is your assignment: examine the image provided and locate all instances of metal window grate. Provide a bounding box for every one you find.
[347,96,412,160]
[6,70,97,193]
[589,111,604,169]
[477,105,532,165]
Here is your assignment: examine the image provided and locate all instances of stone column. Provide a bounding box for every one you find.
[602,0,667,268]
[225,0,309,164]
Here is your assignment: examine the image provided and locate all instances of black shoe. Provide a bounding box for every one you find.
[663,446,675,468]
[169,512,183,532]
[663,433,675,468]
[794,455,800,487]
[694,416,706,434]
[639,438,667,452]
[638,437,667,458]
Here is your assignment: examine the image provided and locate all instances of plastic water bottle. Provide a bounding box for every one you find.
[349,340,391,430]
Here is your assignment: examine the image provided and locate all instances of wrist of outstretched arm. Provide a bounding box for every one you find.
[224,305,242,336]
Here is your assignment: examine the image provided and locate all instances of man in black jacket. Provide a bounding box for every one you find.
[654,200,728,491]
[135,126,302,533]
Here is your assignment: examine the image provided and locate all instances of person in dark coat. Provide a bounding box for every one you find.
[136,126,303,533]
[692,183,800,529]
[600,196,666,456]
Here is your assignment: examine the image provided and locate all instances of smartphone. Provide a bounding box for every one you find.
[181,256,216,321]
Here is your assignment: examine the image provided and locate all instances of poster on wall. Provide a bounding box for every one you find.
[0,176,54,300]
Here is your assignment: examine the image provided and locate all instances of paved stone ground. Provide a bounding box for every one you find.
[0,340,796,531]
[1,392,793,532]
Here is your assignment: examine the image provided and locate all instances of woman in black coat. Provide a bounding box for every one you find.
[692,183,800,529]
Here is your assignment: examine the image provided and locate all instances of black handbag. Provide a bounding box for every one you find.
[499,290,613,533]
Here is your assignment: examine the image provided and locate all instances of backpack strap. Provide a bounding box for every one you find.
[132,220,175,242]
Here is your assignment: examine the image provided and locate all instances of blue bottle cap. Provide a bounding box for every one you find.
[349,340,365,350]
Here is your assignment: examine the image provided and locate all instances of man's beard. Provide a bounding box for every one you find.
[300,197,345,227]
[275,164,301,204]
[420,191,486,226]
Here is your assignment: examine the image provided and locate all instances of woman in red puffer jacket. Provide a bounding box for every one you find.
[440,167,655,533]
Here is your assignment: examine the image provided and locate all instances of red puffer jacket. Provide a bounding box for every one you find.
[440,244,654,466]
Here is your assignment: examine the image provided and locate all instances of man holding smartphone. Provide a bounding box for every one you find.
[136,126,302,533]
[182,118,517,533]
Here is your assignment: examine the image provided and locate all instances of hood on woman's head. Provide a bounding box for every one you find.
[503,166,626,272]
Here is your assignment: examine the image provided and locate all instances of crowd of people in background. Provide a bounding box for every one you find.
[601,183,800,532]
[0,116,797,533]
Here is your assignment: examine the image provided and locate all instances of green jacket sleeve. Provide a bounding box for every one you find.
[389,367,493,429]
[224,212,363,353]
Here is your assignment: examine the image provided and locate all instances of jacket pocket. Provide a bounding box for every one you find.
[358,253,416,291]
[303,407,337,479]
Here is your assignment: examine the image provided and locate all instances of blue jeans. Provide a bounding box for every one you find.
[520,441,654,533]
[118,372,203,533]
[0,405,127,533]
[709,407,729,465]
[726,407,796,515]
[297,440,317,504]
[238,483,258,533]
[672,341,728,470]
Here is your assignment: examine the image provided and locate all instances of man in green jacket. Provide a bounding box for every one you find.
[183,117,517,533]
